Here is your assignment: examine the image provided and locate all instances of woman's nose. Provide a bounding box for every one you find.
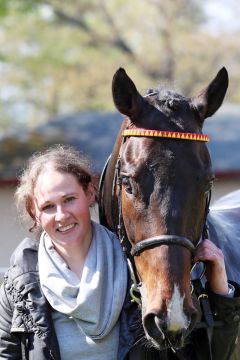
[55,206,69,221]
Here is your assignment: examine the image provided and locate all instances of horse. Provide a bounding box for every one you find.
[98,66,240,351]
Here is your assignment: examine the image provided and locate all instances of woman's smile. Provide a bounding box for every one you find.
[56,223,77,233]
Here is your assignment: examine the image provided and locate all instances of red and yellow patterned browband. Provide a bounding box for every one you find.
[122,129,209,142]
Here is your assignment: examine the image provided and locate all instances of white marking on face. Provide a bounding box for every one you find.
[139,283,147,314]
[167,284,189,331]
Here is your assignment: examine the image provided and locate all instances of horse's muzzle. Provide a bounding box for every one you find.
[143,308,198,350]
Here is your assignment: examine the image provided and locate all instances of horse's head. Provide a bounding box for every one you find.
[104,67,228,349]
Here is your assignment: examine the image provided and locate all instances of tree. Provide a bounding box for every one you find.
[0,0,239,131]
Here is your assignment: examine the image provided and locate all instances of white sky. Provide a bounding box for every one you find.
[204,0,240,33]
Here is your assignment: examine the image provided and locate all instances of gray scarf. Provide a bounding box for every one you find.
[38,221,128,340]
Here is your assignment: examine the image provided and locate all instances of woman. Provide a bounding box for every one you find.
[0,145,239,360]
[0,145,128,359]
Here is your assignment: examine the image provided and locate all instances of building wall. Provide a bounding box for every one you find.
[0,186,28,275]
[0,180,239,278]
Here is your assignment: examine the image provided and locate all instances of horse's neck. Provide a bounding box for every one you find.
[102,119,128,231]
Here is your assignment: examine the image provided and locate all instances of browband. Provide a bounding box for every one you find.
[122,129,209,142]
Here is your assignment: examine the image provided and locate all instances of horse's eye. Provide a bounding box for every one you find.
[122,176,133,194]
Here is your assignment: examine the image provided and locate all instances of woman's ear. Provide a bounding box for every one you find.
[86,183,96,206]
[32,211,41,227]
[29,203,38,223]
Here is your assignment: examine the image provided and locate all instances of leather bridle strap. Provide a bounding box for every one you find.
[131,235,195,257]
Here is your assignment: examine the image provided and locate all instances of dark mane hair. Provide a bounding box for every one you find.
[144,87,189,111]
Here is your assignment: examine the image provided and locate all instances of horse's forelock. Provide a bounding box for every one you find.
[145,87,189,111]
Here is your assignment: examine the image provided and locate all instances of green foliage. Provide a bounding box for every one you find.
[0,0,239,131]
[0,0,37,16]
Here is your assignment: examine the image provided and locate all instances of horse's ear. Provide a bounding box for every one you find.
[191,67,228,123]
[112,68,144,118]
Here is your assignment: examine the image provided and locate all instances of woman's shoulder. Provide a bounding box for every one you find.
[92,220,118,240]
[92,220,127,254]
[10,237,38,264]
[5,237,39,281]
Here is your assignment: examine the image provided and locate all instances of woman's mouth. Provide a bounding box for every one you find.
[57,223,76,232]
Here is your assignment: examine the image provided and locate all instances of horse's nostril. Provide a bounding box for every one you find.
[144,309,194,348]
[154,314,167,334]
[144,312,166,341]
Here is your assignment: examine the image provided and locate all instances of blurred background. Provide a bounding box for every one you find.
[0,0,240,272]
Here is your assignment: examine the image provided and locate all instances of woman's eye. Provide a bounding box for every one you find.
[65,196,75,203]
[42,204,54,211]
[122,176,133,194]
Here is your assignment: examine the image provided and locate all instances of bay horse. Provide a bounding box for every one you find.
[99,67,238,350]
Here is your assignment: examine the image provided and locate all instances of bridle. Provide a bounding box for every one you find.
[99,128,211,304]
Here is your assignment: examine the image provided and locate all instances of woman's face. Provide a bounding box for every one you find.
[32,168,95,250]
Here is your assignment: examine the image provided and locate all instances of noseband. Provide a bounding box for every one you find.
[99,128,211,303]
[131,235,195,257]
